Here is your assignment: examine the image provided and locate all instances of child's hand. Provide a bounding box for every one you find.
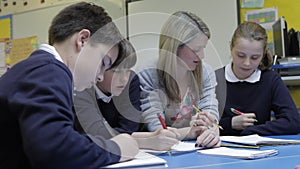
[148,128,180,151]
[232,113,256,130]
[195,124,221,148]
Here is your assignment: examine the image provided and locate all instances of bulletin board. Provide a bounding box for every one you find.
[239,0,300,32]
[239,0,300,49]
[5,36,38,67]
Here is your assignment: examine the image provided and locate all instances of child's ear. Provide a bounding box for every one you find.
[76,29,91,51]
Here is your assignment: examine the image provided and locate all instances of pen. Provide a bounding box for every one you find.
[221,143,260,149]
[192,105,223,130]
[230,108,258,122]
[157,113,167,129]
[230,108,243,115]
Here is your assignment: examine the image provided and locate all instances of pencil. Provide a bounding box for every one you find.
[192,105,223,130]
[230,108,258,122]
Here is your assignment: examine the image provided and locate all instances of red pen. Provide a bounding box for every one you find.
[230,108,258,122]
[157,113,167,129]
[230,108,243,115]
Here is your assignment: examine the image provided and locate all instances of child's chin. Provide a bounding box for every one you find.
[112,90,122,96]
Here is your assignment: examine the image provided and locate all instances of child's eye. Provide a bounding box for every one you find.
[237,53,245,58]
[251,55,261,60]
[102,55,111,70]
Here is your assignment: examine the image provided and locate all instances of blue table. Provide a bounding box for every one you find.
[156,135,300,169]
[272,63,300,69]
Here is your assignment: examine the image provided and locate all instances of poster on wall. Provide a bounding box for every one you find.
[245,7,277,30]
[242,0,264,8]
[5,36,38,69]
[0,14,12,42]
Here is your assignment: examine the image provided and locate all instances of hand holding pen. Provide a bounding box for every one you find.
[230,108,258,122]
[157,113,167,129]
[192,105,223,130]
[230,108,257,130]
[192,105,221,148]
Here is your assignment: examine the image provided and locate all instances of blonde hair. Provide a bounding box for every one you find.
[230,21,273,70]
[157,11,210,103]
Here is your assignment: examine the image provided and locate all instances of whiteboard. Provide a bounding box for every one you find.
[128,0,238,70]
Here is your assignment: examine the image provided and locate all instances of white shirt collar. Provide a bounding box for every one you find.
[225,62,261,83]
[39,44,64,63]
[94,85,114,103]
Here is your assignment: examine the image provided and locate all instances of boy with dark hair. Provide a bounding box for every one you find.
[0,2,138,169]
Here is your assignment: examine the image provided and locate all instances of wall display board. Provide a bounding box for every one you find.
[239,0,300,45]
[240,0,300,30]
[5,36,38,67]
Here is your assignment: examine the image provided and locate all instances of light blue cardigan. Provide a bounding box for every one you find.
[138,61,219,131]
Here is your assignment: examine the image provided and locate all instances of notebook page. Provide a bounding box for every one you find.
[198,147,278,159]
[221,134,300,146]
[141,141,201,155]
[103,151,167,168]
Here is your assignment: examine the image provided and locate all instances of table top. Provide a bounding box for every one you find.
[155,135,300,169]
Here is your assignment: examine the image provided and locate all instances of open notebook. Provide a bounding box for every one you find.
[102,151,167,168]
[141,141,202,156]
[198,147,278,160]
[220,134,300,146]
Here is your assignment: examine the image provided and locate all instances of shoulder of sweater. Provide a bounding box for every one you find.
[28,50,71,75]
[129,70,139,81]
[261,69,281,81]
[202,61,212,69]
[137,68,159,83]
[202,62,214,74]
[75,87,96,99]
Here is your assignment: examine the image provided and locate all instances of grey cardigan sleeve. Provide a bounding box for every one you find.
[198,62,219,121]
[138,68,168,132]
[73,87,118,139]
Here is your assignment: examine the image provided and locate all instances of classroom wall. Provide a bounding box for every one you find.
[128,0,238,71]
[0,0,126,45]
[0,0,238,70]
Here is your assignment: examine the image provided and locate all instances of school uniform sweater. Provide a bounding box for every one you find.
[97,72,141,134]
[74,72,141,139]
[0,50,120,169]
[219,69,300,136]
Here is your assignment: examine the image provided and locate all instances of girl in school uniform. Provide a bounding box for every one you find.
[216,21,300,136]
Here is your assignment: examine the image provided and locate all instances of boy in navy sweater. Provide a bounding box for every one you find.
[0,2,138,169]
